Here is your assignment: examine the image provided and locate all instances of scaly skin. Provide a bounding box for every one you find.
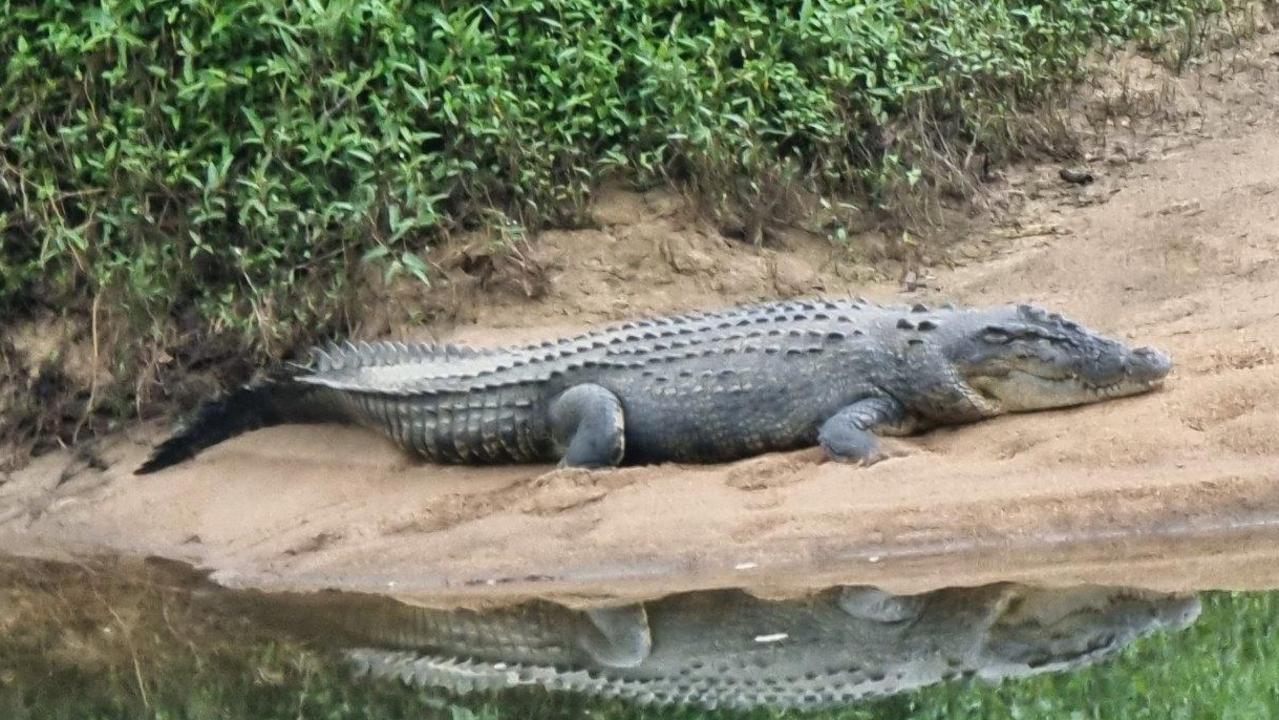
[137,299,1173,473]
[237,583,1200,711]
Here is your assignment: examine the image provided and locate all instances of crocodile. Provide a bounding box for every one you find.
[237,583,1200,711]
[136,298,1172,473]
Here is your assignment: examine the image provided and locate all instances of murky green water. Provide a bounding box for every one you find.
[1,557,1277,719]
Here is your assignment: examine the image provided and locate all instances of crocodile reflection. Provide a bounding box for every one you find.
[241,583,1200,710]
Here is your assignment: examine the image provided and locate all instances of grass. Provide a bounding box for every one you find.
[2,560,1277,720]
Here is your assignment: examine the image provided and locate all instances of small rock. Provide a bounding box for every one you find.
[643,190,684,218]
[900,270,935,293]
[1059,168,1095,185]
[588,189,646,226]
[1159,200,1202,217]
[995,223,1064,239]
[658,235,716,274]
[770,254,821,295]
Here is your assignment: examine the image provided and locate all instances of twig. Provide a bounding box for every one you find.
[101,598,151,710]
[74,291,103,443]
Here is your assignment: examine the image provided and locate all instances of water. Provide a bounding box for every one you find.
[3,556,1276,719]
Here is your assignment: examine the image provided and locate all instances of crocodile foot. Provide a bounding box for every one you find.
[838,586,925,623]
[576,604,651,668]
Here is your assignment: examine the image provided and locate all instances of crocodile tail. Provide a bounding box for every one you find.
[135,373,329,475]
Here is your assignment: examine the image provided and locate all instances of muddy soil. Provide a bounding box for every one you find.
[3,26,1279,609]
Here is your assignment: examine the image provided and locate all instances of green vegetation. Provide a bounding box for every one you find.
[1,0,1229,323]
[0,0,1241,455]
[2,560,1277,720]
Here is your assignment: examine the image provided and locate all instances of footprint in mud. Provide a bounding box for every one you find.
[1183,373,1279,455]
[1242,180,1279,197]
[742,492,785,511]
[1181,377,1279,429]
[724,449,824,491]
[989,423,1080,462]
[729,513,789,542]
[283,531,343,557]
[387,468,640,534]
[384,482,531,535]
[518,468,638,516]
[1204,346,1278,374]
[553,514,605,541]
[1212,412,1279,455]
[993,432,1040,461]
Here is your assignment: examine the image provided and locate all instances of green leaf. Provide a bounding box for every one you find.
[400,251,430,285]
[361,245,391,263]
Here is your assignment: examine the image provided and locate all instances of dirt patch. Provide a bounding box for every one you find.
[4,23,1279,609]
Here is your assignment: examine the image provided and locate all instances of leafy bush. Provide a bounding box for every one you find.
[0,0,1227,429]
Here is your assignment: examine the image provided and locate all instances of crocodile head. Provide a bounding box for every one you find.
[944,304,1172,414]
[977,584,1201,677]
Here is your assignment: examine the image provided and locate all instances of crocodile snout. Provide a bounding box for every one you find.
[1128,346,1173,383]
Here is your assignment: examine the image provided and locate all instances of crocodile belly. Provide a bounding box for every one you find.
[616,381,840,464]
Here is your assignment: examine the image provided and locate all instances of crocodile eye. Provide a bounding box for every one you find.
[982,328,1013,344]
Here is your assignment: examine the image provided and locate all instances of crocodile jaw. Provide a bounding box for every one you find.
[980,585,1201,675]
[968,357,1171,413]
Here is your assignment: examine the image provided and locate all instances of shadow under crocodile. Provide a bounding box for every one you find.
[227,581,1201,711]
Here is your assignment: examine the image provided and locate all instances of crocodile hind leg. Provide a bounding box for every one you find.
[817,396,911,466]
[838,586,925,623]
[549,384,626,468]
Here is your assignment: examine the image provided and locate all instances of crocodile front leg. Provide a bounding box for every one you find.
[817,396,909,465]
[838,586,925,623]
[576,604,651,668]
[549,384,626,468]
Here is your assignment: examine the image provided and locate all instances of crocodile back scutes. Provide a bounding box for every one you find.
[294,298,897,396]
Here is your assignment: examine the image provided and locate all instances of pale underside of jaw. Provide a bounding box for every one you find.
[975,369,1166,411]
